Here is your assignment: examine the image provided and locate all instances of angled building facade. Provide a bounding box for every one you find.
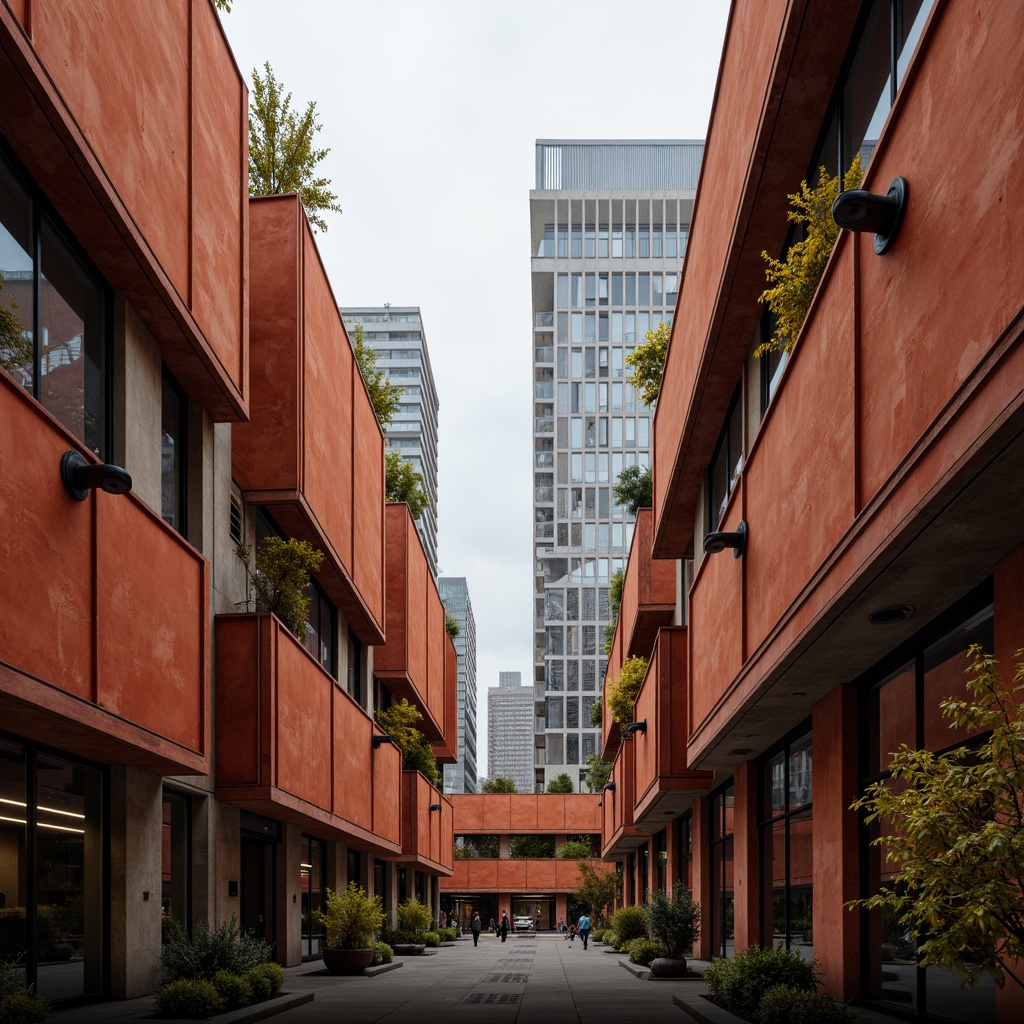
[438,577,478,794]
[486,672,535,795]
[530,141,701,791]
[341,306,440,576]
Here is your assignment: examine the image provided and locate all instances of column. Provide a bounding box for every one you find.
[732,761,760,954]
[275,825,302,966]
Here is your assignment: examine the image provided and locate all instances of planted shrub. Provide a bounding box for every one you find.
[422,931,441,948]
[646,881,700,958]
[0,991,50,1024]
[371,941,394,965]
[611,905,649,943]
[153,979,224,1020]
[247,962,283,999]
[591,928,606,943]
[603,930,620,949]
[211,971,252,1011]
[704,945,819,1017]
[162,916,271,982]
[629,938,668,966]
[397,897,432,933]
[759,985,858,1024]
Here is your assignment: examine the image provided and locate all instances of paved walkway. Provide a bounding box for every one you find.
[51,935,908,1023]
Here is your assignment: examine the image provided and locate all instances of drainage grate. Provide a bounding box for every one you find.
[463,993,522,1005]
[484,972,528,983]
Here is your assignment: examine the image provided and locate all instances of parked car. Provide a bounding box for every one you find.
[513,915,534,932]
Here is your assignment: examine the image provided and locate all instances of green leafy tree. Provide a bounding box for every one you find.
[375,699,439,786]
[481,776,517,794]
[546,773,575,794]
[590,698,603,729]
[353,324,403,429]
[235,536,324,638]
[603,568,626,656]
[573,861,622,928]
[0,272,30,376]
[509,835,556,858]
[213,0,231,11]
[625,320,670,406]
[314,883,384,950]
[850,645,1024,991]
[606,656,648,731]
[555,838,594,859]
[396,897,432,933]
[614,464,652,517]
[248,62,341,233]
[385,448,429,518]
[583,752,611,791]
[444,613,460,638]
[757,154,863,354]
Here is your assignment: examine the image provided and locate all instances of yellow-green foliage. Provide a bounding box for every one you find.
[354,323,403,429]
[757,155,863,355]
[235,536,324,638]
[606,656,648,730]
[625,321,670,406]
[314,883,384,950]
[396,897,432,933]
[374,699,439,785]
[0,272,30,376]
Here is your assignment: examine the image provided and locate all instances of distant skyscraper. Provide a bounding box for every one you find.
[438,577,478,794]
[341,306,440,576]
[487,672,534,795]
[530,140,702,791]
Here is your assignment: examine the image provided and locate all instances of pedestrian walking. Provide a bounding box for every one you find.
[471,913,482,946]
[500,912,510,942]
[577,912,592,950]
[440,910,447,929]
[557,917,565,934]
[489,916,496,934]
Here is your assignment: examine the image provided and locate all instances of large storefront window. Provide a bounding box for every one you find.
[0,740,105,1003]
[760,731,813,959]
[0,148,109,458]
[710,785,735,958]
[860,602,995,1022]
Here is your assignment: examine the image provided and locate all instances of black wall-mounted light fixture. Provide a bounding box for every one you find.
[372,734,395,749]
[703,520,747,559]
[429,803,442,811]
[625,720,647,737]
[603,780,616,792]
[61,450,132,501]
[831,177,908,255]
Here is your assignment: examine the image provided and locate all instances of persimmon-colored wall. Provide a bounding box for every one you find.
[397,772,453,875]
[215,613,401,852]
[374,504,448,739]
[0,0,248,420]
[441,858,603,894]
[432,634,460,763]
[451,794,602,834]
[235,196,385,646]
[632,628,714,826]
[601,625,623,760]
[0,377,207,775]
[602,742,645,857]
[619,509,675,661]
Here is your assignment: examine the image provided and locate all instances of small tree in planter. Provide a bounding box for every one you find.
[389,897,433,955]
[646,882,700,977]
[235,536,324,638]
[314,882,384,974]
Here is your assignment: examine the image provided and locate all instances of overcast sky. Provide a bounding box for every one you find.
[221,0,730,780]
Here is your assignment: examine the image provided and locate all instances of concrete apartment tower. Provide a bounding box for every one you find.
[438,577,478,793]
[341,306,440,576]
[487,672,535,795]
[529,140,702,791]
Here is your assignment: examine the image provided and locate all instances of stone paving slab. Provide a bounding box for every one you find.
[49,935,915,1024]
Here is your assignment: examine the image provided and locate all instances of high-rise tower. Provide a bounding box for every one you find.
[486,672,535,795]
[341,306,440,576]
[529,140,702,791]
[438,576,478,794]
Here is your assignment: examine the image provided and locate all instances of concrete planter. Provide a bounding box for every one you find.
[322,948,374,974]
[649,956,690,978]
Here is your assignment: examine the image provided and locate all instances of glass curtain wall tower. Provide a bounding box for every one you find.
[530,140,702,791]
[487,672,535,795]
[438,577,478,794]
[341,306,440,576]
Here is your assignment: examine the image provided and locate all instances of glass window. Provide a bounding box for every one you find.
[710,785,735,958]
[612,227,622,258]
[625,227,635,258]
[598,227,609,257]
[556,274,568,308]
[638,226,650,258]
[546,660,563,691]
[557,226,568,258]
[162,789,191,935]
[1,153,109,456]
[161,370,186,533]
[843,0,891,172]
[665,227,677,259]
[546,697,564,728]
[585,226,595,258]
[571,226,582,258]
